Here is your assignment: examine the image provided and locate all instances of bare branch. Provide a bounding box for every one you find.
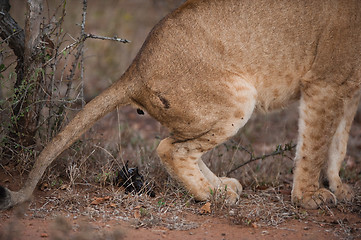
[227,143,296,176]
[81,0,87,36]
[84,33,131,43]
[79,0,87,108]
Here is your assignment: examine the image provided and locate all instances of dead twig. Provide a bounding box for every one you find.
[83,33,130,43]
[227,143,296,176]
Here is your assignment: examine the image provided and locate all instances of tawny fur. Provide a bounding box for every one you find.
[1,0,361,210]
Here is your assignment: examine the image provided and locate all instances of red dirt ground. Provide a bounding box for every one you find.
[0,212,354,240]
[1,207,359,240]
[1,184,360,240]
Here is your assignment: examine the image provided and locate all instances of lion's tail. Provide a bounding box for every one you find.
[0,75,133,209]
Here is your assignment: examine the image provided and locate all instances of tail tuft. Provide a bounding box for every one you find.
[0,186,12,210]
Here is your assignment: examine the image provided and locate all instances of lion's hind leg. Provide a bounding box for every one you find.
[157,135,242,203]
[157,93,255,202]
[155,74,257,203]
[157,137,216,201]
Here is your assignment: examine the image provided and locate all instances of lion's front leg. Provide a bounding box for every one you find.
[157,137,241,203]
[326,91,360,202]
[292,84,343,209]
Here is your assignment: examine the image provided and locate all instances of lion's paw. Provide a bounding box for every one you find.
[333,183,354,203]
[292,188,337,209]
[212,177,242,204]
[219,177,243,195]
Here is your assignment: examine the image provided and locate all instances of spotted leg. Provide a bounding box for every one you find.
[292,84,343,209]
[326,91,360,202]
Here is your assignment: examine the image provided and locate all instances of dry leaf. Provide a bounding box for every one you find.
[108,203,117,208]
[91,197,105,205]
[134,209,141,219]
[59,184,68,190]
[40,233,48,238]
[91,196,111,205]
[200,202,211,214]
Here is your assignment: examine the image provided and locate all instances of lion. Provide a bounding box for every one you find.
[1,0,360,210]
